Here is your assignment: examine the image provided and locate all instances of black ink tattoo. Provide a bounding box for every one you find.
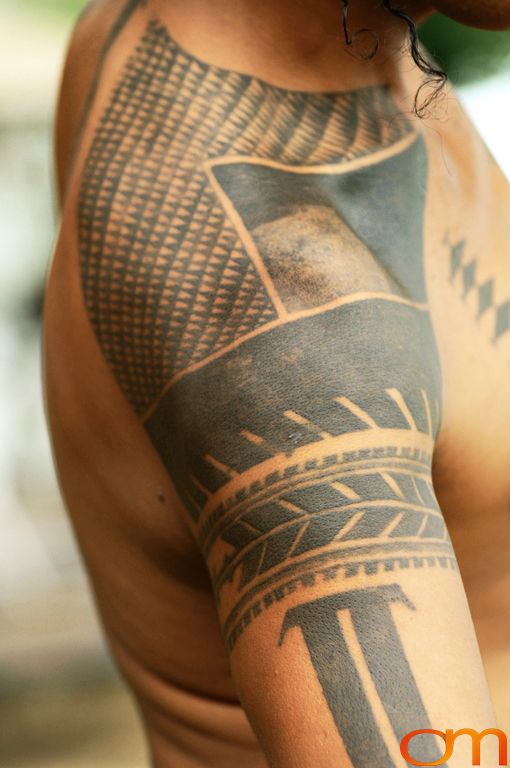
[280,586,448,767]
[77,17,455,753]
[78,14,451,609]
[79,20,413,416]
[76,0,144,144]
[145,296,448,642]
[227,553,457,650]
[447,235,510,343]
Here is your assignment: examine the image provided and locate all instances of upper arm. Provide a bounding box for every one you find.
[140,269,495,766]
[76,21,498,764]
[141,283,492,767]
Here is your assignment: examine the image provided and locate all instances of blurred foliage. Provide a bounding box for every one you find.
[419,14,510,84]
[11,1,510,85]
[14,0,88,20]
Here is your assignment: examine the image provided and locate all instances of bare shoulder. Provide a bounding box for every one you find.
[55,0,143,201]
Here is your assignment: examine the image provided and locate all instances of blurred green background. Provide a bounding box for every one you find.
[419,12,510,83]
[0,2,508,768]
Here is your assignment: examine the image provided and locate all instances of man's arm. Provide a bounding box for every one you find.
[74,17,499,762]
[154,309,497,767]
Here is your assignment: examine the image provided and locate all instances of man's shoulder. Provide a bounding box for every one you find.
[56,0,145,199]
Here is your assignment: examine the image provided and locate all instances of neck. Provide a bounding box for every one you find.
[152,0,433,93]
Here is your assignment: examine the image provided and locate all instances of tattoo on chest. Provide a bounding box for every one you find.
[77,18,459,763]
[447,236,510,344]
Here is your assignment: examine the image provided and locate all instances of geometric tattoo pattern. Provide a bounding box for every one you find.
[211,411,451,651]
[213,438,446,594]
[280,585,448,767]
[79,20,414,415]
[448,236,510,343]
[76,12,458,760]
[144,292,447,648]
[77,15,451,633]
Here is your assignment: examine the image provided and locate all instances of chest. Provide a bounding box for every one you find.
[422,130,510,626]
[425,128,510,475]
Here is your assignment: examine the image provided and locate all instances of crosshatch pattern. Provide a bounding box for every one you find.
[78,19,412,415]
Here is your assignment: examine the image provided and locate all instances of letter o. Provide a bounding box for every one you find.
[401,729,453,766]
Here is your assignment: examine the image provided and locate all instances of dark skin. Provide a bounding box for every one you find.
[46,2,510,766]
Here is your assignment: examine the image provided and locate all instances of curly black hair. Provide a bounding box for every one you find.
[341,0,447,116]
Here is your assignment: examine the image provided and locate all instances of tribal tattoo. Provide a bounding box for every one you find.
[78,17,454,767]
[74,0,144,156]
[279,585,447,767]
[447,235,510,344]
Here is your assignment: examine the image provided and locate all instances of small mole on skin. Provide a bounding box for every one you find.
[157,491,166,504]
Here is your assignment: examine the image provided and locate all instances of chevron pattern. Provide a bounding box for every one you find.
[194,385,446,592]
[215,460,445,590]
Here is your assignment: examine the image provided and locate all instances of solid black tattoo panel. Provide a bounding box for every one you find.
[145,297,442,517]
[209,134,428,310]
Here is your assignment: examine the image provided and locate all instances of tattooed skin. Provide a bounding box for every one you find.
[447,236,510,342]
[74,0,143,154]
[279,585,444,767]
[78,17,452,767]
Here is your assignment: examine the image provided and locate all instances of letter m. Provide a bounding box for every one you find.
[446,728,508,766]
